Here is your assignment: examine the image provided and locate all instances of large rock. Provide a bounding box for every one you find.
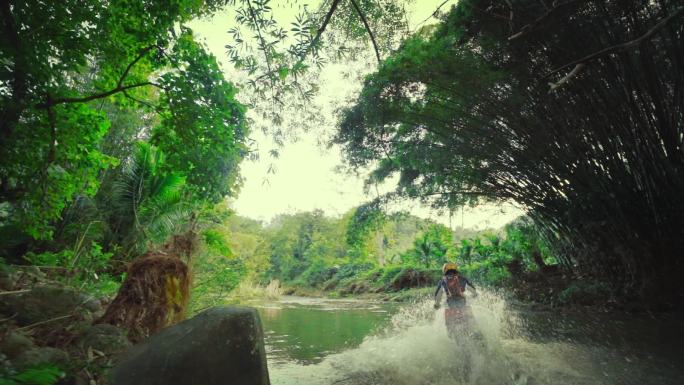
[78,324,131,356]
[111,307,270,385]
[13,347,69,370]
[1,331,35,359]
[0,286,101,326]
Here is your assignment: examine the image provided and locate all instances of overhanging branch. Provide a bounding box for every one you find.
[349,0,381,64]
[544,6,684,80]
[508,0,581,40]
[36,45,161,109]
[37,82,159,108]
[294,0,342,67]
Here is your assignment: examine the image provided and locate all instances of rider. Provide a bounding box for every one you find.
[433,262,477,311]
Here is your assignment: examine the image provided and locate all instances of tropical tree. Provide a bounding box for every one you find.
[335,0,684,302]
[402,224,454,268]
[106,142,188,258]
[0,0,248,240]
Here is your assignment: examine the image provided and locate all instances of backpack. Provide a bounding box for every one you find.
[444,275,464,299]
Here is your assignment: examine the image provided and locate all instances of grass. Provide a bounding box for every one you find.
[230,280,282,301]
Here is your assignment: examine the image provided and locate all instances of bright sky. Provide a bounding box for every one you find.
[190,0,523,229]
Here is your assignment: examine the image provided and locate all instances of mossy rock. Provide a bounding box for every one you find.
[0,287,101,326]
[1,331,35,359]
[78,324,131,357]
[13,347,69,371]
[112,307,269,385]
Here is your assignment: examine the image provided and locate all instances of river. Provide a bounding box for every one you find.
[250,292,684,385]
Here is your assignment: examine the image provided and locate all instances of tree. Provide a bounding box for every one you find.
[335,0,684,302]
[0,0,248,239]
[403,223,454,268]
[106,142,188,258]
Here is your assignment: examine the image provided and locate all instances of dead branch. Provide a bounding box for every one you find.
[16,314,74,331]
[0,289,31,296]
[548,62,585,91]
[544,6,684,79]
[415,0,450,28]
[508,0,581,40]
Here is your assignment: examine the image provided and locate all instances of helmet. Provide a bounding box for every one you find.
[442,262,459,274]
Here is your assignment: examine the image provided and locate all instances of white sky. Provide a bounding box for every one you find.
[190,0,523,229]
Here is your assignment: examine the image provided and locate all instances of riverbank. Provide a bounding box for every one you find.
[0,265,131,385]
[277,265,668,315]
[282,285,435,303]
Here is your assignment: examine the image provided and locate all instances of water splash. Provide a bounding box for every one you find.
[323,291,595,385]
[267,291,684,385]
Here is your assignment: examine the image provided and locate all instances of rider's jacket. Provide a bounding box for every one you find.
[434,274,475,307]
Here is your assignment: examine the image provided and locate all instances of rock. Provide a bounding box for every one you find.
[78,324,131,357]
[13,347,69,370]
[111,306,270,385]
[1,331,35,359]
[0,266,14,290]
[0,286,101,326]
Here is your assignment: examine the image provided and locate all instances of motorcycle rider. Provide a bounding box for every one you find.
[434,262,477,334]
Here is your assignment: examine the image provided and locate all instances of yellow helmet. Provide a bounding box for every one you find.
[442,262,459,274]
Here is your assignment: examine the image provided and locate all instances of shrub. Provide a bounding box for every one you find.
[297,260,335,287]
[3,365,63,385]
[335,262,374,280]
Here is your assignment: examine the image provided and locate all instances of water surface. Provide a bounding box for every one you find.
[250,294,684,385]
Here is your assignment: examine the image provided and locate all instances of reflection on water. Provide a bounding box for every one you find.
[251,294,684,385]
[253,297,397,365]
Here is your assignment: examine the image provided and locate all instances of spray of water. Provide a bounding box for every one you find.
[268,290,684,385]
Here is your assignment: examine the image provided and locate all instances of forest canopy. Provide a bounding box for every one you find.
[2,0,683,353]
[334,0,684,303]
[0,0,248,243]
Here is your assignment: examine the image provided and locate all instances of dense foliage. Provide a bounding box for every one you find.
[334,0,684,304]
[0,0,253,353]
[188,204,560,311]
[0,0,249,267]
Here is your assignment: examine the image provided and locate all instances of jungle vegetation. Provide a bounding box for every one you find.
[1,0,682,362]
[189,206,559,311]
[334,0,684,306]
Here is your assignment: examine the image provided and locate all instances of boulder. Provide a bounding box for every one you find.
[111,306,270,385]
[13,347,69,370]
[0,287,101,326]
[1,331,35,359]
[78,324,131,357]
[0,266,15,290]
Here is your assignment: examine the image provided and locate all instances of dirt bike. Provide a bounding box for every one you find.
[444,303,475,340]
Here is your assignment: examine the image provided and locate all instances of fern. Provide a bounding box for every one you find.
[1,366,63,385]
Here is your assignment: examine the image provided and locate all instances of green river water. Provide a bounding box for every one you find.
[250,293,684,385]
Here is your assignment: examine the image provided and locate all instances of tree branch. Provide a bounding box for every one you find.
[548,62,585,91]
[123,89,161,112]
[36,44,162,109]
[37,82,158,108]
[543,6,684,79]
[295,0,342,67]
[349,0,382,64]
[245,0,274,81]
[415,0,450,28]
[508,0,580,40]
[118,45,156,87]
